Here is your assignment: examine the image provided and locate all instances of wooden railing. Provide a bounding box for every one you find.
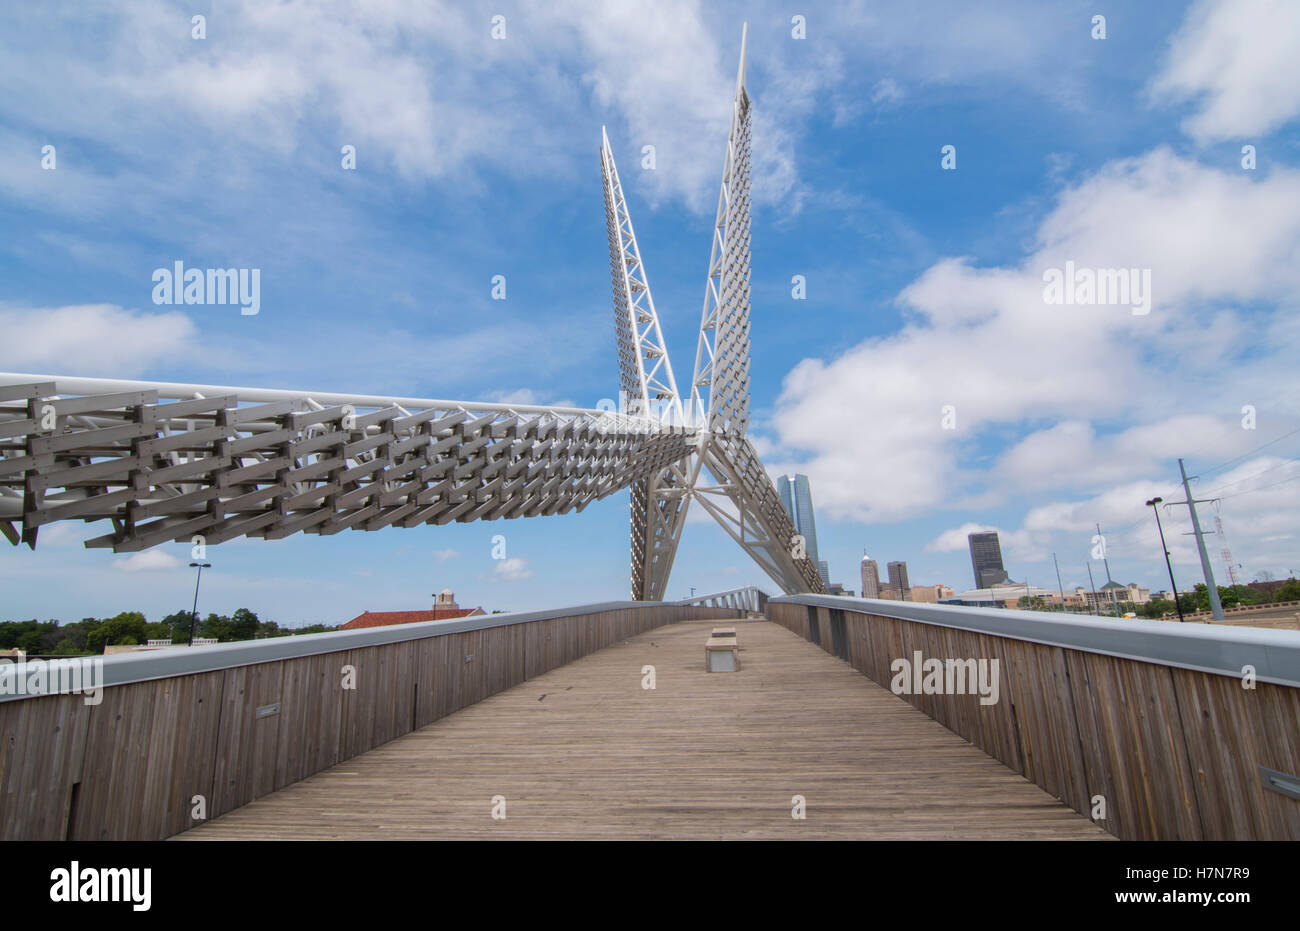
[0,598,742,841]
[769,594,1300,840]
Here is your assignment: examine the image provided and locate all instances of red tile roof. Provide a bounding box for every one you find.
[341,607,482,630]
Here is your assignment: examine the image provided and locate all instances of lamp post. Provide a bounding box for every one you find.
[1146,497,1183,623]
[188,561,211,645]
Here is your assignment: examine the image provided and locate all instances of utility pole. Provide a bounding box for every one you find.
[1086,563,1100,616]
[1052,552,1067,613]
[1096,521,1119,616]
[1171,458,1225,621]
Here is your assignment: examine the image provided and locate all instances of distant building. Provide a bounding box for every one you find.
[968,532,1009,589]
[779,474,830,586]
[945,583,1073,609]
[909,584,954,604]
[343,589,486,630]
[1076,582,1150,613]
[860,555,881,599]
[887,561,911,601]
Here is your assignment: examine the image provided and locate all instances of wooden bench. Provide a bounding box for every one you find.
[705,630,740,672]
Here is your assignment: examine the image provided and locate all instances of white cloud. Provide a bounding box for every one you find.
[924,523,998,553]
[493,557,533,580]
[871,78,904,106]
[112,550,183,572]
[1002,455,1300,584]
[1150,0,1300,141]
[488,389,539,406]
[768,149,1300,526]
[433,548,460,563]
[0,304,197,375]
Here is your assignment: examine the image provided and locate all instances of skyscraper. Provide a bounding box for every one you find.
[887,561,911,600]
[778,474,821,570]
[968,532,1009,588]
[860,555,881,598]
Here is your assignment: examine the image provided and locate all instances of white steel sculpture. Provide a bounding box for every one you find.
[0,375,691,553]
[0,23,824,597]
[605,24,825,598]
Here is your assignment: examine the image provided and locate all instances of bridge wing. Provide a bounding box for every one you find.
[0,375,691,553]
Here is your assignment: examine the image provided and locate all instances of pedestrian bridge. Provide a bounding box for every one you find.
[2,591,1297,840]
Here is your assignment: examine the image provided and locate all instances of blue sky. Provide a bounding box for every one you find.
[3,0,1300,625]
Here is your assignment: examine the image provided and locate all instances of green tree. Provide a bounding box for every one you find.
[197,612,231,641]
[254,619,291,639]
[52,637,82,655]
[291,624,338,635]
[143,622,172,642]
[86,611,148,653]
[229,608,259,641]
[1274,579,1300,603]
[160,610,195,644]
[0,620,40,651]
[1016,595,1049,611]
[16,628,44,655]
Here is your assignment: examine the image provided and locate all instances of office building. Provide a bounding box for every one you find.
[778,473,821,570]
[887,561,911,601]
[909,584,954,603]
[860,555,881,599]
[968,531,1009,589]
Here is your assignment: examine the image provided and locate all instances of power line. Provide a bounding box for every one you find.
[1098,430,1300,540]
[1194,424,1300,481]
[1214,472,1300,502]
[1201,455,1300,498]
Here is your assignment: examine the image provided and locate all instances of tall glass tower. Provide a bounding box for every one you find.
[778,474,826,584]
[968,531,1009,588]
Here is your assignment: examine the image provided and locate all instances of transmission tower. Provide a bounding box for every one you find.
[1214,515,1241,586]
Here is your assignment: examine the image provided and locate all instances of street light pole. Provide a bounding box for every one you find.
[1146,498,1183,622]
[188,561,211,645]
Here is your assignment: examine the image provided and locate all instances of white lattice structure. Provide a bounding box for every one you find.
[604,24,825,599]
[0,376,689,553]
[0,23,824,597]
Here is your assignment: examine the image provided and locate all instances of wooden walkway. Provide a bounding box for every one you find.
[177,619,1110,840]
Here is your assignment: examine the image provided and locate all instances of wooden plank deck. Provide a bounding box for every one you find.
[176,619,1111,840]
